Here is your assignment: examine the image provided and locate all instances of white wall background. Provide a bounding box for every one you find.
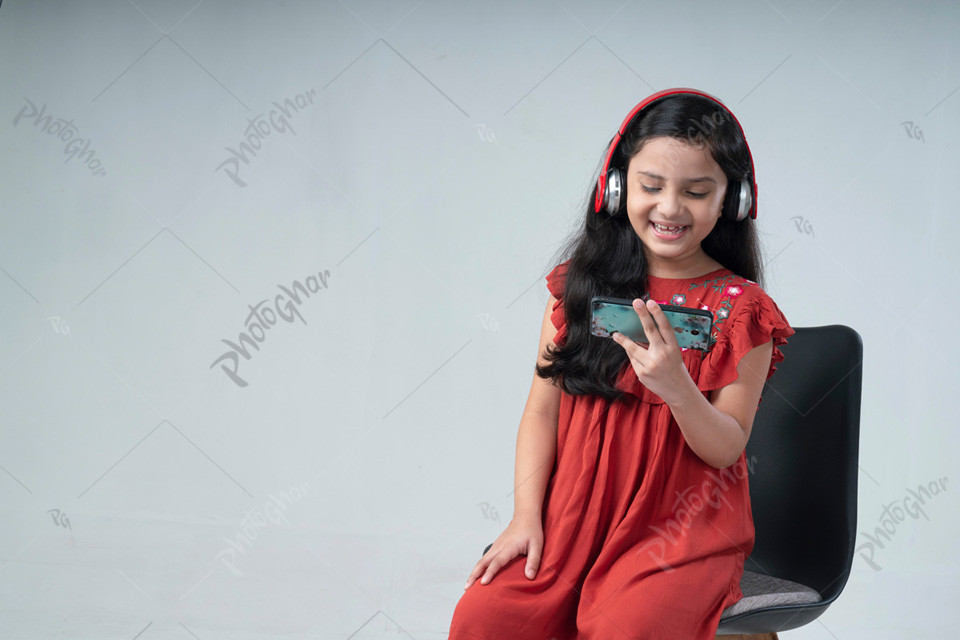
[0,1,956,638]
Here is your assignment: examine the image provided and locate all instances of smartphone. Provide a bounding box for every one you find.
[590,296,713,351]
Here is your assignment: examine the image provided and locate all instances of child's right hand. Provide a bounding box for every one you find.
[464,514,543,589]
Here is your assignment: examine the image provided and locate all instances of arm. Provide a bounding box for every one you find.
[661,339,772,468]
[466,295,562,587]
[513,294,562,520]
[612,299,772,469]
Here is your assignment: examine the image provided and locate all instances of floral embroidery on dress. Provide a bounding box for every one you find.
[707,280,759,345]
[689,273,738,294]
[644,272,759,349]
[683,274,760,347]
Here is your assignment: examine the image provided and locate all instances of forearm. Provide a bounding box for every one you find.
[665,376,747,469]
[512,410,558,521]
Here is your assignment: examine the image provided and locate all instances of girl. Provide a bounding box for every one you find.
[448,88,794,640]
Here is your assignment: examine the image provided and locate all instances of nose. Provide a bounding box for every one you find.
[655,188,683,217]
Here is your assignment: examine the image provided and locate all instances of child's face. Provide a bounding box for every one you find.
[624,136,728,275]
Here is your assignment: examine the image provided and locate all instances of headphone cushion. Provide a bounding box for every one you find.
[605,168,623,215]
[723,179,751,221]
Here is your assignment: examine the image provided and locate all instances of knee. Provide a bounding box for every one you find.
[448,581,574,640]
[448,588,487,639]
[449,585,520,639]
[575,582,723,640]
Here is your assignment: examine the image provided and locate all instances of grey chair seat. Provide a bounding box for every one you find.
[720,571,822,620]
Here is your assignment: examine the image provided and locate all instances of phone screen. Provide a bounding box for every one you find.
[590,296,713,351]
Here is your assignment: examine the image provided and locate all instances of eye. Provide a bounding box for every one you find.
[640,185,709,199]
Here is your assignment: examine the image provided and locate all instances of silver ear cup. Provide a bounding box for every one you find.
[605,169,623,215]
[735,179,752,221]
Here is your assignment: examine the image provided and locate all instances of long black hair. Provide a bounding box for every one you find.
[536,93,763,401]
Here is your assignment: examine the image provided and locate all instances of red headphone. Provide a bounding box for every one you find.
[594,87,758,221]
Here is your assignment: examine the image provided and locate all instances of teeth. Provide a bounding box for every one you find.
[653,223,687,234]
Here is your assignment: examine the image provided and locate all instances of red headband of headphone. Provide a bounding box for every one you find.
[593,87,758,219]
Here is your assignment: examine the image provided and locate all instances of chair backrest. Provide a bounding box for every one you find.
[743,325,862,604]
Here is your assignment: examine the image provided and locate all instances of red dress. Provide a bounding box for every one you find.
[449,261,794,640]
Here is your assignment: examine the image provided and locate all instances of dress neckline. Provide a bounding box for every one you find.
[647,267,730,282]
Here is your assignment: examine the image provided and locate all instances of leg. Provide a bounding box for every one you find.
[576,552,744,640]
[448,554,579,640]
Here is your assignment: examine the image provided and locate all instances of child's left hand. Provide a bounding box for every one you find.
[611,299,694,405]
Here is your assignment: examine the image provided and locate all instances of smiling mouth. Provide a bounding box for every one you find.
[651,222,689,236]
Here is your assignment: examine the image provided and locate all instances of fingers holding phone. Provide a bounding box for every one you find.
[590,296,712,352]
[597,296,708,403]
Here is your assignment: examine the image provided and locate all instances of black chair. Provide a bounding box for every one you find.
[482,326,862,639]
[715,325,862,636]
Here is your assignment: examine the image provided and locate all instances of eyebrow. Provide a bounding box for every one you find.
[637,170,717,184]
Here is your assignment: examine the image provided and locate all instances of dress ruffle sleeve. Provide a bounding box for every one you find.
[545,261,569,348]
[696,287,795,394]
